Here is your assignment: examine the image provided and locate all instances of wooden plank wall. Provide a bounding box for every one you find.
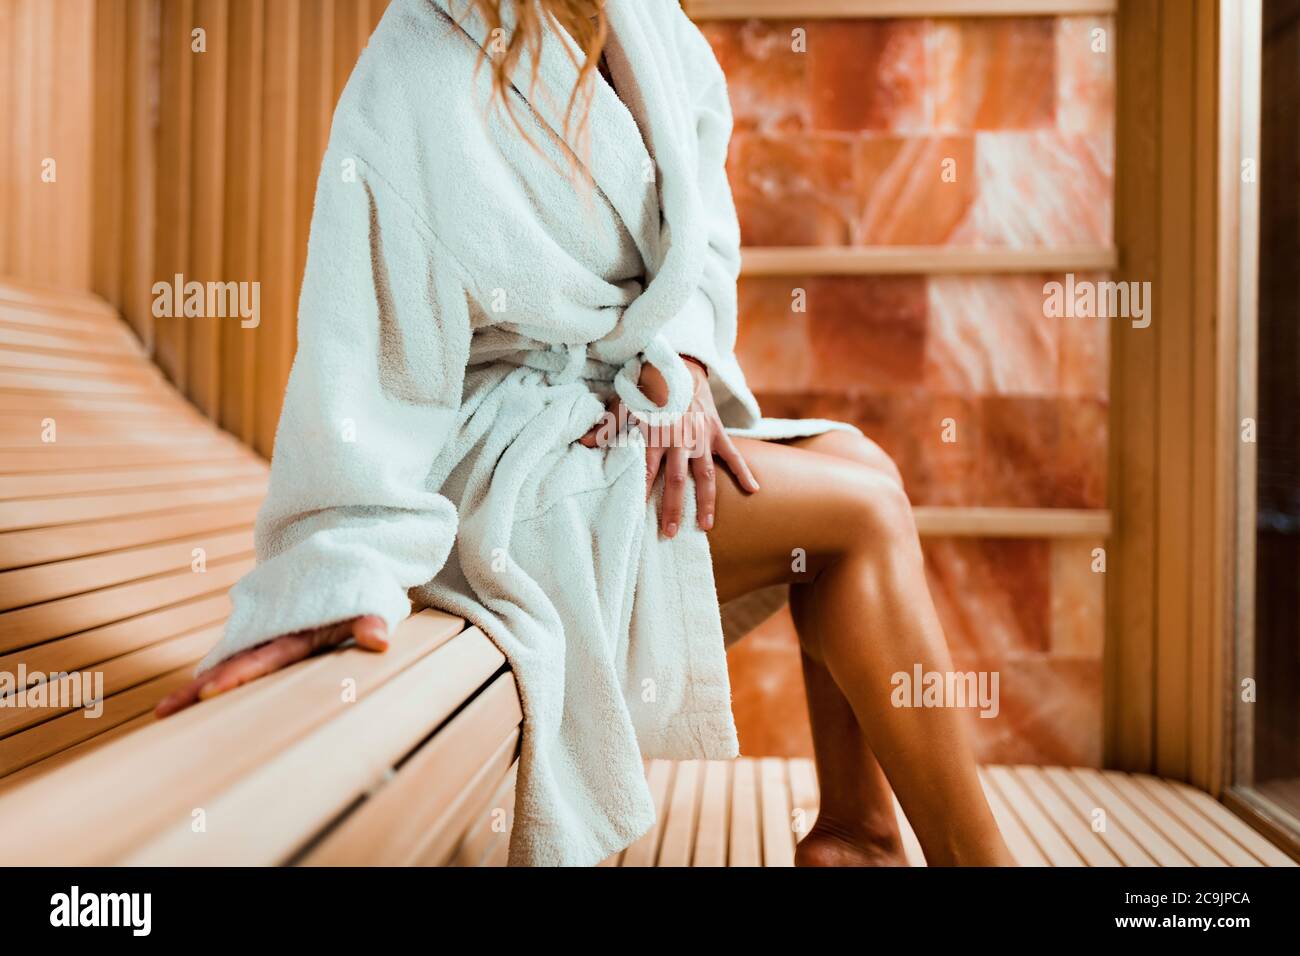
[1108,0,1229,791]
[115,0,391,455]
[0,0,97,289]
[2,0,391,457]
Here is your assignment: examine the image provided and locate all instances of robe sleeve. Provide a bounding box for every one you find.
[657,9,761,426]
[196,155,471,674]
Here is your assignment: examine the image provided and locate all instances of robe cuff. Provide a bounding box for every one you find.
[613,334,694,425]
[194,558,416,675]
[658,286,724,373]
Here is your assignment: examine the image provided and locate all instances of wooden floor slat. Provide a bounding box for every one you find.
[610,762,1295,868]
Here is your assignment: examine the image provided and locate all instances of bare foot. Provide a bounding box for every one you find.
[795,824,909,868]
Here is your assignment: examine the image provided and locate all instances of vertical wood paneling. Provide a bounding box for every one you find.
[0,1,13,275]
[1187,0,1223,791]
[0,1,387,453]
[1153,0,1194,781]
[295,2,336,318]
[11,0,38,280]
[0,0,95,288]
[4,0,379,456]
[154,0,196,390]
[1109,0,1234,790]
[219,0,265,447]
[119,0,160,347]
[1108,0,1160,771]
[254,0,301,456]
[92,0,128,308]
[188,0,230,420]
[50,0,94,289]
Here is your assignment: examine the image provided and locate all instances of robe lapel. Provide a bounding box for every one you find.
[432,0,660,271]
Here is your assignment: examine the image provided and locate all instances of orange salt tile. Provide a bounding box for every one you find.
[928,17,1056,131]
[808,19,927,133]
[855,136,977,245]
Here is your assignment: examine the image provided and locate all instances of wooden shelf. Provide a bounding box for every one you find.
[686,0,1117,20]
[741,245,1118,277]
[914,507,1111,538]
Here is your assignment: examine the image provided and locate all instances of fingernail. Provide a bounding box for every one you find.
[665,522,677,538]
[197,682,220,701]
[702,513,713,530]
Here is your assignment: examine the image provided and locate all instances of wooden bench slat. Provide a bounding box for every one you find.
[0,460,263,500]
[0,556,253,652]
[1014,766,1122,867]
[0,324,144,357]
[407,723,521,867]
[658,758,702,867]
[759,756,794,867]
[0,594,230,691]
[121,626,504,865]
[620,759,674,868]
[787,756,818,844]
[0,348,163,378]
[1131,775,1261,867]
[1069,768,1194,866]
[0,667,195,777]
[727,756,761,867]
[1041,766,1156,866]
[0,609,465,864]
[0,625,218,737]
[0,502,260,570]
[302,670,521,867]
[0,369,160,395]
[1155,778,1297,867]
[1098,770,1228,866]
[0,479,266,531]
[455,761,519,868]
[0,712,154,798]
[984,765,1085,866]
[0,441,252,474]
[979,767,1049,866]
[0,389,194,416]
[692,759,730,867]
[0,529,253,609]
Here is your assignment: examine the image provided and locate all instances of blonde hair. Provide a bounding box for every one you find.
[467,0,608,159]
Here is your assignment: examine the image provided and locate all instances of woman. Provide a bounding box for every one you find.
[157,0,1014,868]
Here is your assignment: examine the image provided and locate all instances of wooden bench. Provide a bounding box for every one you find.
[0,277,1294,868]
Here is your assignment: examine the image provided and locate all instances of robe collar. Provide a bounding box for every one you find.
[430,0,707,359]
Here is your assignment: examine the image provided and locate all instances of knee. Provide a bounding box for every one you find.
[834,467,919,563]
[804,430,905,491]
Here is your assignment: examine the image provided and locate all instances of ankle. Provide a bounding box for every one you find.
[805,813,905,857]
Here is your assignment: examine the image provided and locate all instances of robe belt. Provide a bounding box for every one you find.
[502,337,695,424]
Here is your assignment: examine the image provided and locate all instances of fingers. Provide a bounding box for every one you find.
[716,433,760,494]
[645,443,665,501]
[691,446,716,531]
[153,615,389,719]
[349,615,389,652]
[197,635,315,702]
[579,398,624,448]
[154,636,310,719]
[660,446,689,538]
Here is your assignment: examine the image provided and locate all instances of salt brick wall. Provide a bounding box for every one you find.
[705,15,1115,766]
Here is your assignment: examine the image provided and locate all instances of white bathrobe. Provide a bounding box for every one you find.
[198,0,852,866]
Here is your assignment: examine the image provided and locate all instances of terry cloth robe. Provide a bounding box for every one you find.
[197,0,856,866]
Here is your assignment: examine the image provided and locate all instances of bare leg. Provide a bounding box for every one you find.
[786,433,908,866]
[710,435,1013,866]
